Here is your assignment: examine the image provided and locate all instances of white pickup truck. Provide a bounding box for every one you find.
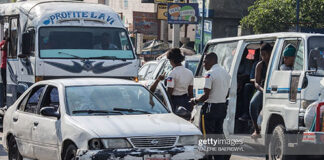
[193,32,324,159]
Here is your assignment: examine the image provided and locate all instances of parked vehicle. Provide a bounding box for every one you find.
[138,61,158,81]
[0,0,139,107]
[2,78,203,160]
[192,32,324,159]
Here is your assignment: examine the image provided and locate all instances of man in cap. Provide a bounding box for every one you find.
[280,44,296,71]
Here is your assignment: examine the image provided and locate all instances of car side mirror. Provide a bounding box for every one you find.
[40,107,60,119]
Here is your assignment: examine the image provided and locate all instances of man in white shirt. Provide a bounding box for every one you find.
[166,48,194,113]
[190,52,231,159]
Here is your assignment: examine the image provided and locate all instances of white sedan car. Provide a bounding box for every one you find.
[3,78,203,160]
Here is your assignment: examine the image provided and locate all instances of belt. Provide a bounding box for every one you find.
[205,102,226,105]
[171,94,188,97]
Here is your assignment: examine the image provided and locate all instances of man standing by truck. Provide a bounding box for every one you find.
[190,52,231,159]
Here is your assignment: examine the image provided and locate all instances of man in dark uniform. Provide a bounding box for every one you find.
[190,52,231,160]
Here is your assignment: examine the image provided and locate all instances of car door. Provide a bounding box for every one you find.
[264,38,305,131]
[193,41,240,133]
[32,85,60,160]
[13,85,45,158]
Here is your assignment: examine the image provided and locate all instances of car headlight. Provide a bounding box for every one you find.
[89,138,132,150]
[177,135,199,146]
[101,138,132,149]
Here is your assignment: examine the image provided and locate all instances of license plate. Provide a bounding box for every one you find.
[144,154,170,160]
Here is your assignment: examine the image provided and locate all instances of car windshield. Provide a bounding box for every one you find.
[65,85,169,116]
[39,27,134,59]
[308,36,324,76]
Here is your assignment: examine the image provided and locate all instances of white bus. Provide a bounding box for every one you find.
[0,0,139,107]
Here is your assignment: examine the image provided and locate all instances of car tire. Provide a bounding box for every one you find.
[268,125,295,160]
[8,136,23,160]
[63,144,77,160]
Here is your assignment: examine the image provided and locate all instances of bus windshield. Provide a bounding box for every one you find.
[308,36,324,76]
[39,27,134,59]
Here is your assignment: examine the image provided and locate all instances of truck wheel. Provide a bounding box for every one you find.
[268,125,293,160]
[8,136,23,160]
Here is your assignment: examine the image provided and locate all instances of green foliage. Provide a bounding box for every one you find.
[241,0,324,33]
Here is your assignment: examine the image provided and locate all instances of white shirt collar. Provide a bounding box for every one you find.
[211,64,220,70]
[174,65,184,69]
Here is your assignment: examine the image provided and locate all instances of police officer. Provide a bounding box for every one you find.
[166,48,194,112]
[190,52,231,160]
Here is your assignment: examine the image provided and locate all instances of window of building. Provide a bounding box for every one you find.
[124,0,128,9]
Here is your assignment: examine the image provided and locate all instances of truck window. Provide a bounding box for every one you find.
[198,41,238,76]
[8,17,18,59]
[294,40,304,71]
[39,27,134,59]
[308,36,324,76]
[278,39,304,71]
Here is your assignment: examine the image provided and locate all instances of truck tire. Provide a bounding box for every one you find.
[268,125,294,160]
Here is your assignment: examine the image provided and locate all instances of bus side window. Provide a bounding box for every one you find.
[8,17,19,59]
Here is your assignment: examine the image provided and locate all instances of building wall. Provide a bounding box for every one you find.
[207,0,255,38]
[107,0,156,29]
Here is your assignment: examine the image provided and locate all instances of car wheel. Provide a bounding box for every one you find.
[268,125,295,160]
[63,144,77,160]
[8,136,23,160]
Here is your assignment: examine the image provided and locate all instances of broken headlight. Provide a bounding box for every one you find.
[177,135,199,146]
[89,138,132,150]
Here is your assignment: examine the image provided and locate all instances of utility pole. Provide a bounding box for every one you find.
[296,0,300,32]
[200,0,205,53]
[184,0,189,38]
[161,20,168,43]
[172,0,180,48]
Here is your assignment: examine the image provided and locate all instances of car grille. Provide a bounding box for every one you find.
[130,137,177,148]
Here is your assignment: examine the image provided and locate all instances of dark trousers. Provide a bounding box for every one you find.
[200,103,229,160]
[1,68,5,104]
[242,83,255,116]
[1,68,6,86]
[200,103,227,134]
[170,94,191,112]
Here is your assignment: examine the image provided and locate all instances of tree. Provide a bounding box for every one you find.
[241,0,324,33]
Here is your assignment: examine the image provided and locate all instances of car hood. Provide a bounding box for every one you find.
[69,113,201,138]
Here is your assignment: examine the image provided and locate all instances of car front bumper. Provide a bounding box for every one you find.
[76,146,204,160]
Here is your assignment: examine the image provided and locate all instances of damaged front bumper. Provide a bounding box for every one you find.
[76,146,204,160]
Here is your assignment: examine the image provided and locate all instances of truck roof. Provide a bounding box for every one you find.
[207,32,324,45]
